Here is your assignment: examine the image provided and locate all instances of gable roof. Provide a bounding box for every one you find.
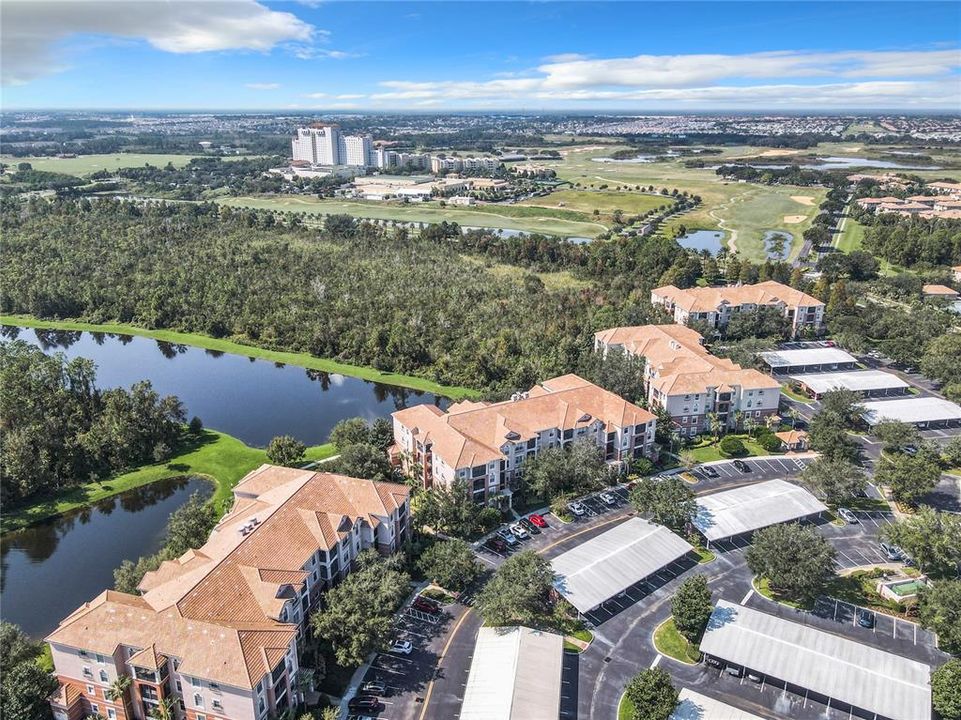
[652,281,823,313]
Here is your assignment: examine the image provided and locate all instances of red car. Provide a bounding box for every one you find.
[527,514,548,529]
[412,596,440,614]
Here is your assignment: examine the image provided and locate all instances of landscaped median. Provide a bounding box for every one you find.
[563,628,594,653]
[0,429,336,534]
[652,617,701,664]
[0,314,479,400]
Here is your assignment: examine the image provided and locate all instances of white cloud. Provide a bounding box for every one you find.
[293,47,361,60]
[335,93,365,99]
[303,92,328,99]
[1,0,315,85]
[245,82,280,90]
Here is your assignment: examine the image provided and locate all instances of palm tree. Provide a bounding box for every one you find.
[733,410,745,433]
[679,450,698,473]
[707,412,722,442]
[105,675,131,703]
[148,698,175,720]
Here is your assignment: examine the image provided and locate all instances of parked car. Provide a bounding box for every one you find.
[903,445,918,456]
[838,508,858,524]
[519,517,541,534]
[389,640,413,655]
[891,545,911,563]
[857,608,876,629]
[880,542,901,561]
[568,502,587,517]
[497,528,519,546]
[599,492,617,506]
[706,657,722,668]
[701,465,720,478]
[486,536,508,553]
[527,513,548,529]
[747,672,763,683]
[725,665,743,677]
[360,681,387,696]
[412,597,440,614]
[509,523,530,539]
[347,696,381,712]
[732,460,751,473]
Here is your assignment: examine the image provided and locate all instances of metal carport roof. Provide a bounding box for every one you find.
[760,347,857,368]
[862,396,961,426]
[790,370,908,394]
[699,601,931,720]
[551,517,693,613]
[459,626,564,720]
[693,479,827,543]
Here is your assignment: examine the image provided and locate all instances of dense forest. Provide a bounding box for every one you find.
[858,213,961,268]
[0,340,186,504]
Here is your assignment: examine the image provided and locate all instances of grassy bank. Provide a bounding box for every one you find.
[653,617,701,664]
[0,314,478,400]
[1,430,336,534]
[687,434,776,463]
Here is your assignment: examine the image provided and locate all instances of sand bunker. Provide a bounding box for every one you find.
[784,215,806,224]
[790,195,816,206]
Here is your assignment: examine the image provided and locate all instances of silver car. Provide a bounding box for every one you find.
[838,508,858,524]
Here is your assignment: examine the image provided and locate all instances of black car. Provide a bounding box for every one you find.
[701,465,720,479]
[519,517,541,535]
[732,459,751,473]
[857,609,876,629]
[348,696,381,712]
[485,537,508,553]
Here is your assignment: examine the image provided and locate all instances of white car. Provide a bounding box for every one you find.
[497,527,519,545]
[838,508,858,524]
[509,523,529,539]
[599,492,617,506]
[389,640,413,655]
[568,502,587,517]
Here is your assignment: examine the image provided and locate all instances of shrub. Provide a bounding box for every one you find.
[550,493,574,520]
[758,433,782,452]
[631,457,655,476]
[188,416,204,434]
[476,507,502,532]
[718,436,747,457]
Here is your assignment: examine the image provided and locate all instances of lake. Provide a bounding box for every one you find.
[678,229,725,253]
[0,325,448,637]
[0,326,445,447]
[1,476,211,638]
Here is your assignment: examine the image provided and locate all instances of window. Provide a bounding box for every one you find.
[99,670,108,683]
[197,715,207,720]
[176,680,182,693]
[194,693,204,708]
[191,677,201,688]
[107,710,117,720]
[83,667,93,678]
[212,700,223,711]
[90,704,99,715]
[86,685,95,695]
[79,650,89,658]
[96,653,106,664]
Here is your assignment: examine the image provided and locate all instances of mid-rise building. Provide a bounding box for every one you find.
[651,281,825,337]
[47,467,410,720]
[429,156,498,174]
[594,324,781,437]
[391,374,656,501]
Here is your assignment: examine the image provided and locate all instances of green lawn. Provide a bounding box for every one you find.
[563,628,594,653]
[687,435,777,463]
[518,188,672,220]
[653,618,701,664]
[781,383,813,403]
[217,195,607,238]
[0,314,478,400]
[617,694,636,720]
[825,570,910,617]
[1,430,335,534]
[754,576,810,610]
[694,546,716,564]
[0,153,258,177]
[835,215,898,276]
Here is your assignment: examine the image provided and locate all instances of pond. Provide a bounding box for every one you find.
[678,229,726,253]
[1,476,211,638]
[1,326,446,447]
[461,225,594,244]
[763,230,795,260]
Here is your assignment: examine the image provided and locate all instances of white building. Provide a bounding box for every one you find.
[291,125,375,167]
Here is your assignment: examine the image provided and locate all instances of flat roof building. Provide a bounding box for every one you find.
[460,626,564,720]
[790,369,909,399]
[670,689,764,720]
[862,396,961,428]
[693,479,827,544]
[551,517,694,614]
[759,347,859,374]
[699,600,932,720]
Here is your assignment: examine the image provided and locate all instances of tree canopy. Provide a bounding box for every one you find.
[474,550,555,626]
[0,622,57,720]
[746,523,837,602]
[880,507,961,579]
[520,438,608,501]
[416,538,481,592]
[800,457,866,505]
[918,579,961,657]
[622,668,678,720]
[628,475,696,529]
[671,575,713,643]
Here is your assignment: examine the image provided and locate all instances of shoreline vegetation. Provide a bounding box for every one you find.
[0,314,479,400]
[0,429,336,535]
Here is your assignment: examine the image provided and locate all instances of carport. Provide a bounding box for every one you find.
[693,479,827,547]
[862,396,961,429]
[699,600,932,720]
[789,370,909,399]
[460,626,564,720]
[671,689,764,720]
[550,517,694,614]
[760,347,859,375]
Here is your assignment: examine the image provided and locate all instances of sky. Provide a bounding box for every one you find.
[2,1,960,111]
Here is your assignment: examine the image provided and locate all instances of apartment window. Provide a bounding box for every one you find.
[212,699,224,711]
[193,693,204,708]
[96,653,106,664]
[680,417,687,424]
[83,666,93,678]
[176,680,182,693]
[86,685,95,695]
[191,677,201,688]
[107,710,117,720]
[99,670,108,683]
[197,715,207,720]
[90,704,99,715]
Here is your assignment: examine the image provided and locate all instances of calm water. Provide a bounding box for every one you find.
[711,156,940,172]
[763,230,795,260]
[1,326,448,637]
[1,326,445,446]
[678,229,725,253]
[1,476,211,637]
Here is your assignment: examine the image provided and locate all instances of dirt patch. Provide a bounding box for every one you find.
[783,215,806,224]
[790,195,816,206]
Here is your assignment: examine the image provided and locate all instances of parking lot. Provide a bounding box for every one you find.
[690,455,814,484]
[818,508,895,569]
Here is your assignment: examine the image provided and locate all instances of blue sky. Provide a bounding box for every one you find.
[2,1,959,110]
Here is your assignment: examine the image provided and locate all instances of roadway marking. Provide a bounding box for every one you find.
[650,655,662,668]
[740,588,754,605]
[416,609,473,720]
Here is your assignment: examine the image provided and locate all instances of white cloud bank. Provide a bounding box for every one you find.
[1,0,315,85]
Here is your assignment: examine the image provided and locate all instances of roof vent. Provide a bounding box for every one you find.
[578,413,592,423]
[505,431,521,441]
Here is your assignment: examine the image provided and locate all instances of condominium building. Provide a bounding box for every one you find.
[594,324,781,437]
[651,281,825,337]
[291,125,375,167]
[47,467,410,720]
[391,374,657,502]
[429,156,499,174]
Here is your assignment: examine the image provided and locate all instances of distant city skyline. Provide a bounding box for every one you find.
[2,1,959,111]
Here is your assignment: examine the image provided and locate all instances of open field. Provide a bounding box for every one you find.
[518,188,672,218]
[0,153,258,177]
[835,216,899,276]
[461,255,592,291]
[0,314,479,399]
[218,195,607,238]
[0,429,336,534]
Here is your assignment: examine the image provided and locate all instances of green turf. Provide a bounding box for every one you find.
[518,188,673,219]
[653,618,701,664]
[217,195,607,238]
[0,314,478,400]
[754,576,809,610]
[687,435,777,463]
[0,153,258,177]
[0,429,336,534]
[617,694,636,720]
[694,546,716,564]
